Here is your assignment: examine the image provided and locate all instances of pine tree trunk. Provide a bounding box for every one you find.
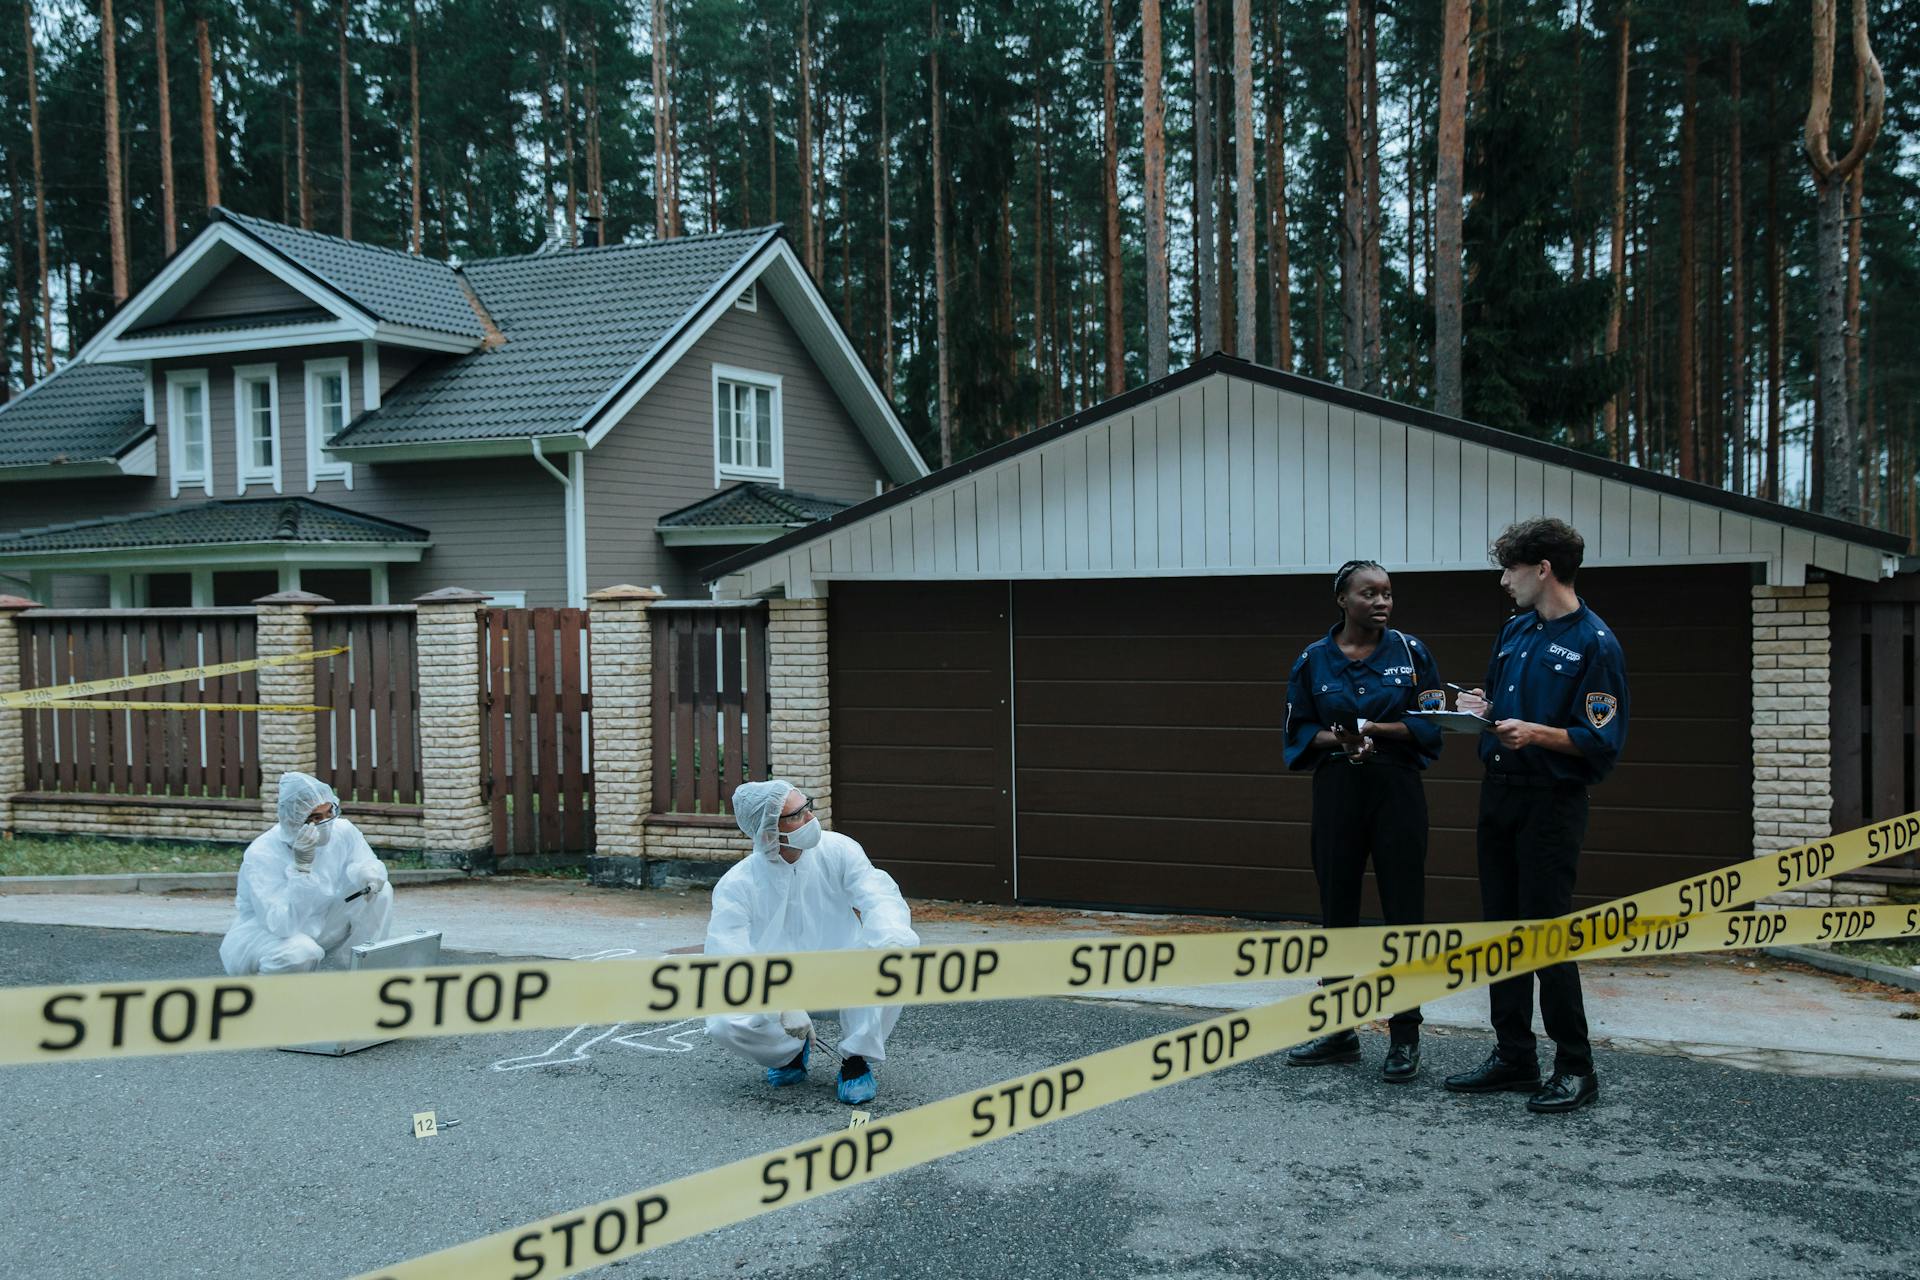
[1143,0,1169,381]
[879,53,893,393]
[1193,0,1217,355]
[587,36,602,223]
[1340,0,1363,388]
[1433,0,1467,416]
[409,0,422,252]
[1707,141,1724,488]
[652,0,668,237]
[196,15,218,210]
[1766,137,1781,502]
[1728,38,1745,494]
[1675,50,1698,480]
[1232,0,1255,361]
[1361,2,1382,390]
[1602,14,1628,457]
[1033,86,1047,428]
[1844,71,1865,425]
[1101,0,1124,393]
[11,162,35,387]
[336,0,351,238]
[295,4,310,229]
[102,0,129,303]
[561,15,575,242]
[151,0,176,254]
[1264,1,1290,371]
[1215,60,1233,356]
[930,1,952,466]
[798,0,815,275]
[24,1,52,373]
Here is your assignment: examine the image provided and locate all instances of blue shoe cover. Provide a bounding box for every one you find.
[766,1040,809,1087]
[836,1067,877,1105]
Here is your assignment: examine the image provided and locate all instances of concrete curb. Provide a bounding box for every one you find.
[0,868,469,896]
[1765,943,1920,994]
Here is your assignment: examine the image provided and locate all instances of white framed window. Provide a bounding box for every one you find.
[303,358,354,490]
[233,364,281,493]
[165,368,213,497]
[734,282,758,312]
[484,590,529,608]
[712,364,782,484]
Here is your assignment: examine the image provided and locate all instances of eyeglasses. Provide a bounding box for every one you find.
[304,809,336,826]
[780,796,815,825]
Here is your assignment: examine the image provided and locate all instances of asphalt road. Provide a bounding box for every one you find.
[3,923,1917,1280]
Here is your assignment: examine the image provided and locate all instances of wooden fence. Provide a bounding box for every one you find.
[651,601,770,816]
[483,607,592,860]
[16,608,261,799]
[310,607,422,810]
[1831,575,1919,875]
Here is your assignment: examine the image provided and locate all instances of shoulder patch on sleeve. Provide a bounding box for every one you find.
[1585,691,1619,729]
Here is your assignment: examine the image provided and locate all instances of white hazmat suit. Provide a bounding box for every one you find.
[219,772,393,976]
[704,780,919,1068]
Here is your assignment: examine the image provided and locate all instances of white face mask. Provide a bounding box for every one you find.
[780,817,822,852]
[292,819,334,856]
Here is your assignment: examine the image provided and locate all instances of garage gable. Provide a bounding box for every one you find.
[709,355,1902,599]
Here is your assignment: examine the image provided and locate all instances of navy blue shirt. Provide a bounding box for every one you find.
[1477,600,1630,785]
[1285,626,1447,771]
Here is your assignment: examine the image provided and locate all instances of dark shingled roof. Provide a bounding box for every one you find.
[331,226,777,447]
[216,208,488,341]
[0,498,429,554]
[0,362,149,469]
[127,307,335,340]
[657,483,854,529]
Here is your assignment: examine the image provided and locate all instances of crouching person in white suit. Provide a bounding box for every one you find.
[219,772,393,976]
[705,779,918,1104]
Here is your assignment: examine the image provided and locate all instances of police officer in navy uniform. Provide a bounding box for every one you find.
[1447,518,1628,1114]
[1282,560,1447,1082]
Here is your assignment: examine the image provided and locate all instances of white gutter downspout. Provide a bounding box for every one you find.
[531,438,587,607]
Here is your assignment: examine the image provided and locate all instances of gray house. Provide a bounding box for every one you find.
[0,210,926,607]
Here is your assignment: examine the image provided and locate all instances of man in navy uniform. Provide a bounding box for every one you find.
[1449,517,1628,1114]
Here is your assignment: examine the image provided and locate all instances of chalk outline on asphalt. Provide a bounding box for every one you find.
[490,949,705,1072]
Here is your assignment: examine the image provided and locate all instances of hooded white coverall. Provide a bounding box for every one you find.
[219,772,393,976]
[704,780,919,1067]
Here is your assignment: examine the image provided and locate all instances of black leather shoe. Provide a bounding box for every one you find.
[1380,1042,1420,1083]
[1443,1050,1542,1093]
[1526,1070,1599,1114]
[1286,1031,1362,1066]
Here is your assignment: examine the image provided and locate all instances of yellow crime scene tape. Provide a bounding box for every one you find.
[344,812,1920,1280]
[2,811,1917,1069]
[0,645,348,710]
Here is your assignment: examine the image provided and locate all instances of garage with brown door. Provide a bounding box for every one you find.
[832,564,1752,921]
[720,355,1903,920]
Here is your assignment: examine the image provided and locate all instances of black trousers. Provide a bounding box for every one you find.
[1310,761,1428,1042]
[1476,778,1593,1075]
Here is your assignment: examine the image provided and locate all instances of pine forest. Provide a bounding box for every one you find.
[2,1,1915,533]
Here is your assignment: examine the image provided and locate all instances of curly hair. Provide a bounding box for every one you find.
[1490,518,1585,584]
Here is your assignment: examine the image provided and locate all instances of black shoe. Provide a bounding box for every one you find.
[1286,1031,1362,1066]
[1380,1042,1420,1084]
[1526,1070,1599,1114]
[1443,1050,1542,1094]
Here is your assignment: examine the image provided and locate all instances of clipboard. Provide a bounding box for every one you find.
[1405,710,1494,735]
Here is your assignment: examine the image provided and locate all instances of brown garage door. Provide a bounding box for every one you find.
[1011,565,1753,920]
[829,581,1014,901]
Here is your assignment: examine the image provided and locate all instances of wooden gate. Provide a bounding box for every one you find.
[483,607,592,863]
[1831,575,1920,876]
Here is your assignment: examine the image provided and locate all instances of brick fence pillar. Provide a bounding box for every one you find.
[0,594,43,835]
[768,595,832,825]
[413,588,493,863]
[254,590,331,823]
[1752,582,1834,904]
[587,584,664,862]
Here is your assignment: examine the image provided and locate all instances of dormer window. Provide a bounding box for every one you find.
[304,358,354,490]
[234,365,281,492]
[166,369,213,497]
[712,365,782,484]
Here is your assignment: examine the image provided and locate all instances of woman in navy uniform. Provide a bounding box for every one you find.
[1448,518,1629,1115]
[1282,560,1446,1082]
